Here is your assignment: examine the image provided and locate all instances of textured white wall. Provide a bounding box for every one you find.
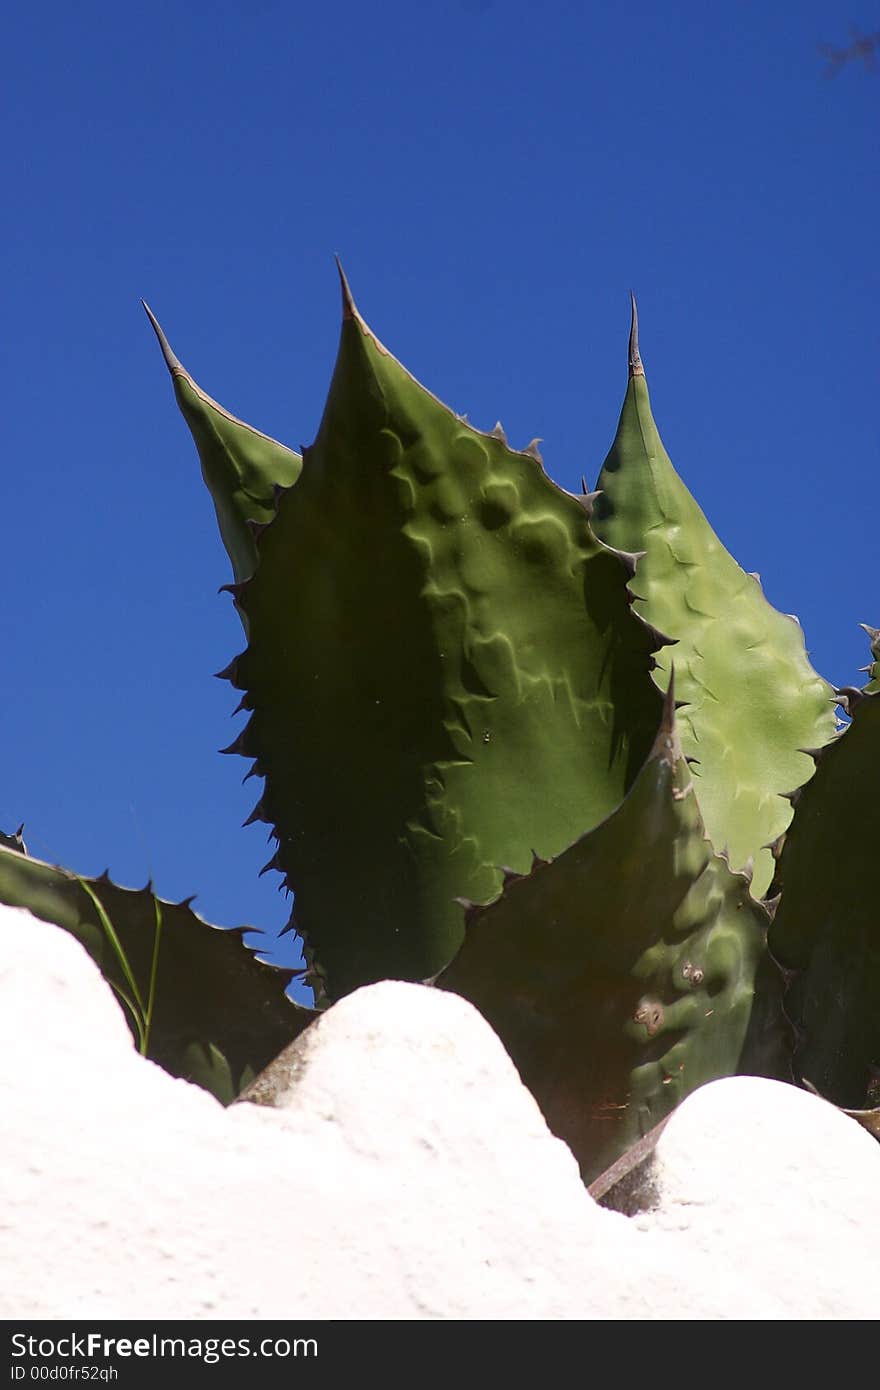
[1,904,878,1320]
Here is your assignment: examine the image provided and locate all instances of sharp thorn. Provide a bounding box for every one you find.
[242,799,267,828]
[628,291,645,378]
[614,547,645,578]
[577,488,602,517]
[259,852,281,878]
[335,255,357,321]
[141,300,184,375]
[837,686,863,713]
[219,724,252,756]
[214,658,240,682]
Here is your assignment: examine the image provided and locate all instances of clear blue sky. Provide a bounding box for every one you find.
[3,2,876,992]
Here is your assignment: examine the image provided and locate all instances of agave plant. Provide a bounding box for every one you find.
[2,268,875,1181]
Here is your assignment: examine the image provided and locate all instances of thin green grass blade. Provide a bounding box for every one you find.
[0,845,313,1099]
[142,892,163,1058]
[77,876,146,1027]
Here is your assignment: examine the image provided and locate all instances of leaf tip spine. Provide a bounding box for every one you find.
[628,291,645,378]
[141,300,183,376]
[335,255,357,322]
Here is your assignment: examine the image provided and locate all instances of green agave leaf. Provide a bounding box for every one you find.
[436,682,778,1183]
[592,299,836,896]
[224,269,665,999]
[768,684,880,1112]
[144,302,302,585]
[0,842,313,1101]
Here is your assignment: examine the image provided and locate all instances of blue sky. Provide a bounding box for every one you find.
[3,2,877,990]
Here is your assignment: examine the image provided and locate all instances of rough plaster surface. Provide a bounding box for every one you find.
[1,904,878,1320]
[630,1075,880,1317]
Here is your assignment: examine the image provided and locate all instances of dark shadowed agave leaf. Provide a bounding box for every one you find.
[0,841,313,1100]
[144,302,302,585]
[218,270,666,999]
[860,623,880,694]
[592,299,836,896]
[769,658,880,1114]
[436,682,779,1182]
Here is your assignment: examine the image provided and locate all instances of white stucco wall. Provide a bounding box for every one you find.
[2,904,878,1319]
